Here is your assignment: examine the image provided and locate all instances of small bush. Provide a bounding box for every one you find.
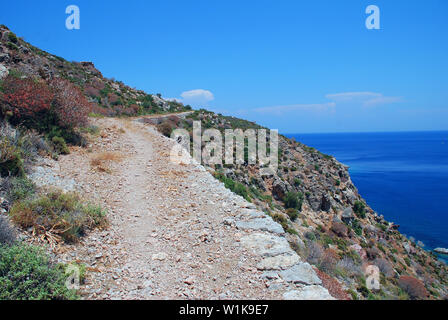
[6,42,18,50]
[336,257,362,277]
[331,222,348,237]
[1,176,35,203]
[398,276,429,300]
[0,75,53,129]
[214,173,251,201]
[0,137,24,177]
[306,241,324,265]
[366,247,381,261]
[272,213,287,225]
[0,243,77,300]
[0,122,48,176]
[286,208,299,221]
[49,78,91,129]
[51,136,70,155]
[234,182,250,201]
[353,201,366,219]
[157,121,174,137]
[1,75,90,148]
[319,248,339,274]
[283,191,303,210]
[7,32,18,43]
[9,190,107,243]
[351,219,363,236]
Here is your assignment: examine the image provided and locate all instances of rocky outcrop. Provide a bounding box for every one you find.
[235,209,333,299]
[283,286,334,300]
[434,248,448,255]
[0,63,7,79]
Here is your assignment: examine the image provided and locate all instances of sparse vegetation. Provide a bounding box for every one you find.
[9,190,107,243]
[353,201,366,219]
[283,191,303,211]
[0,243,77,300]
[398,276,429,300]
[90,151,123,173]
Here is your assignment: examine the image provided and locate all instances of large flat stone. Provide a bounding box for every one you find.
[238,209,266,220]
[279,263,322,285]
[235,218,284,234]
[257,253,300,270]
[283,286,334,300]
[240,233,294,257]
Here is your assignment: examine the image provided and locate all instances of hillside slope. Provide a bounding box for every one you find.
[1,25,447,300]
[0,25,189,117]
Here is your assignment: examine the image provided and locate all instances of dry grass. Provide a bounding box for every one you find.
[90,152,123,173]
[9,190,108,245]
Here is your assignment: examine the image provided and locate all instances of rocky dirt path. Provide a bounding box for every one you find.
[34,117,334,300]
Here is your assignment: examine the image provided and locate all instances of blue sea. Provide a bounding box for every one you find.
[286,131,448,262]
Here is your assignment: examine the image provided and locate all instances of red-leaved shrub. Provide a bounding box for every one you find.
[91,104,114,117]
[398,276,429,300]
[107,93,119,104]
[1,75,91,131]
[0,75,53,126]
[49,78,91,129]
[84,86,100,98]
[331,222,348,237]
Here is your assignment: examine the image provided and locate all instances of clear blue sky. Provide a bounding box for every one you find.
[1,0,447,133]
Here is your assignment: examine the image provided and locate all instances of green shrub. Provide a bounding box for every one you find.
[272,213,287,224]
[305,231,317,241]
[9,190,108,243]
[286,208,299,221]
[214,173,251,201]
[7,32,18,43]
[351,219,363,236]
[283,191,304,210]
[353,201,366,219]
[320,234,334,247]
[1,176,35,202]
[348,289,359,300]
[51,136,70,155]
[0,243,78,300]
[6,42,18,50]
[249,186,262,199]
[0,137,25,177]
[234,182,250,201]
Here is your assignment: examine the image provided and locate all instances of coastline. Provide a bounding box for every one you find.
[286,131,448,264]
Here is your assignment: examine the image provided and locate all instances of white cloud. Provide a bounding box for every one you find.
[164,97,182,103]
[326,91,403,107]
[254,102,336,115]
[362,96,403,107]
[325,92,382,101]
[180,89,214,106]
[248,90,403,117]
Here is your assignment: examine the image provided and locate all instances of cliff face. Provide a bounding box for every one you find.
[1,25,447,300]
